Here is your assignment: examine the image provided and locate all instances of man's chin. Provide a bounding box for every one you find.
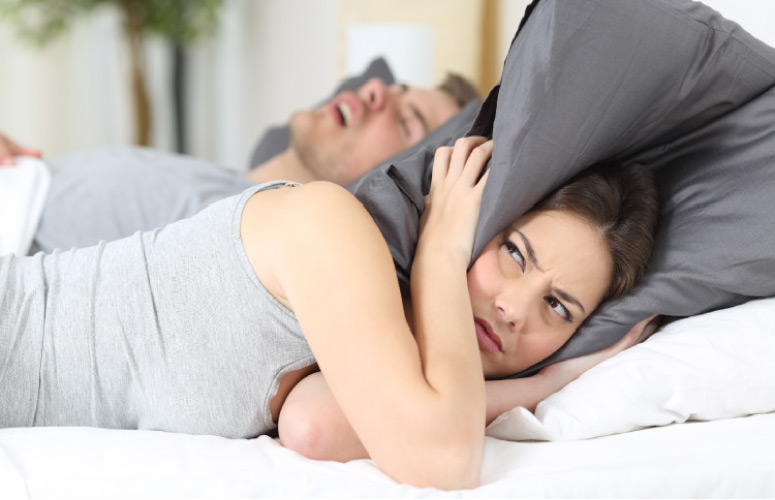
[288,109,315,132]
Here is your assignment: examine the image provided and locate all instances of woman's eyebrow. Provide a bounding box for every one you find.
[554,288,586,314]
[515,229,541,270]
[515,229,587,314]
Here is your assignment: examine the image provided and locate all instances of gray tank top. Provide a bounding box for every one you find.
[1,181,315,438]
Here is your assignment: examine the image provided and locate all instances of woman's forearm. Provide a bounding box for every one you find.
[279,373,557,462]
[410,248,486,413]
[485,374,557,423]
[408,248,486,484]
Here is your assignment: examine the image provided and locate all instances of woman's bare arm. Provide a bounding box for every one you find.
[241,143,490,489]
[279,371,557,462]
[279,316,660,462]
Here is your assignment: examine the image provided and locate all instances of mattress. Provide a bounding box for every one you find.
[1,412,773,498]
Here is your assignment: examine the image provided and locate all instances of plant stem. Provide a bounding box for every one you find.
[122,0,151,146]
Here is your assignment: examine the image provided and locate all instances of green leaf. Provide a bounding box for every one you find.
[0,0,224,46]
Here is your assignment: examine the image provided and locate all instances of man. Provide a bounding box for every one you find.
[1,74,475,184]
[0,72,479,253]
[247,74,472,186]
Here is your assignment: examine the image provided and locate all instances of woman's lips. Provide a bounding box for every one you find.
[475,318,503,354]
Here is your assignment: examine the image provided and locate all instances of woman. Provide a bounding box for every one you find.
[0,137,658,489]
[278,140,661,465]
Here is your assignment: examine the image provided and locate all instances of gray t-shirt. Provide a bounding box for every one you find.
[33,147,254,253]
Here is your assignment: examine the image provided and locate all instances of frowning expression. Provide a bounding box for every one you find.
[467,209,614,378]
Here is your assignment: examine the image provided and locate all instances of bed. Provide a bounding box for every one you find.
[3,0,775,496]
[1,414,773,498]
[2,298,774,498]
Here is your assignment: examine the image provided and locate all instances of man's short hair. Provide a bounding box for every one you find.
[437,72,481,108]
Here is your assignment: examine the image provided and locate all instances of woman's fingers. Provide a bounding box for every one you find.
[614,314,659,351]
[430,145,453,193]
[420,137,493,261]
[474,168,490,196]
[430,136,491,188]
[448,136,488,178]
[462,140,493,186]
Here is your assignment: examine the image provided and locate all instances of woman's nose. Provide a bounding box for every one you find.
[359,78,389,112]
[495,289,529,332]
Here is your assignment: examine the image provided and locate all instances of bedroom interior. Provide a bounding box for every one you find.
[1,0,775,497]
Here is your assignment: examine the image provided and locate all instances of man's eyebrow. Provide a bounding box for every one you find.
[399,83,428,135]
[514,229,587,314]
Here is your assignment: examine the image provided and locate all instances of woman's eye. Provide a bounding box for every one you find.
[503,239,525,270]
[546,296,572,323]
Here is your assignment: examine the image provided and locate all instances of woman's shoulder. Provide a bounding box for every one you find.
[241,181,393,310]
[245,180,374,233]
[287,180,365,213]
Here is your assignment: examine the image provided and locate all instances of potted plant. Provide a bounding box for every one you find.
[0,0,223,146]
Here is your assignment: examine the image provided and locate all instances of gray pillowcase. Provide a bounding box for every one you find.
[350,0,775,377]
[347,100,479,284]
[248,57,395,169]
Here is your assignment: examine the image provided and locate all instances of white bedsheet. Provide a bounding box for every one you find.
[1,412,773,498]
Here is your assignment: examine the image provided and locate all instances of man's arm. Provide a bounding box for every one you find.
[0,133,42,166]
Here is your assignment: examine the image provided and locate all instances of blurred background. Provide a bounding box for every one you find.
[0,0,772,172]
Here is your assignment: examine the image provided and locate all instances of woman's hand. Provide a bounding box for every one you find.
[0,133,42,166]
[417,136,492,264]
[537,315,660,395]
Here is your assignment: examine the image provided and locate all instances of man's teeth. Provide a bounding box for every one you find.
[337,103,352,126]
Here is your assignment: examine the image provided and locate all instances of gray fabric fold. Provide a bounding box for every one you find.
[348,0,775,377]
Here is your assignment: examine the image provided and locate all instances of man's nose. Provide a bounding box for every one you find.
[359,78,389,112]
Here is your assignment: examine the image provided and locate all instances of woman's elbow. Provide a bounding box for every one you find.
[380,435,483,490]
[429,451,482,491]
[277,407,327,459]
[277,372,368,462]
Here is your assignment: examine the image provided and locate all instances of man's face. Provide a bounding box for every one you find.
[289,78,461,186]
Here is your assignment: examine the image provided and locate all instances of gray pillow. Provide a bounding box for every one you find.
[350,0,775,377]
[347,100,479,284]
[248,57,395,169]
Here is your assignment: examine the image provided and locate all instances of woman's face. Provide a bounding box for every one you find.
[467,209,613,378]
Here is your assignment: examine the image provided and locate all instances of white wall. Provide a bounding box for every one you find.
[497,0,531,72]
[187,0,338,170]
[701,0,775,48]
[1,0,772,172]
[0,0,338,171]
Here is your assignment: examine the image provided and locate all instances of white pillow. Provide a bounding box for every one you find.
[486,297,775,441]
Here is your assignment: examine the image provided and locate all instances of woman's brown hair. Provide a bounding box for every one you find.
[533,164,660,301]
